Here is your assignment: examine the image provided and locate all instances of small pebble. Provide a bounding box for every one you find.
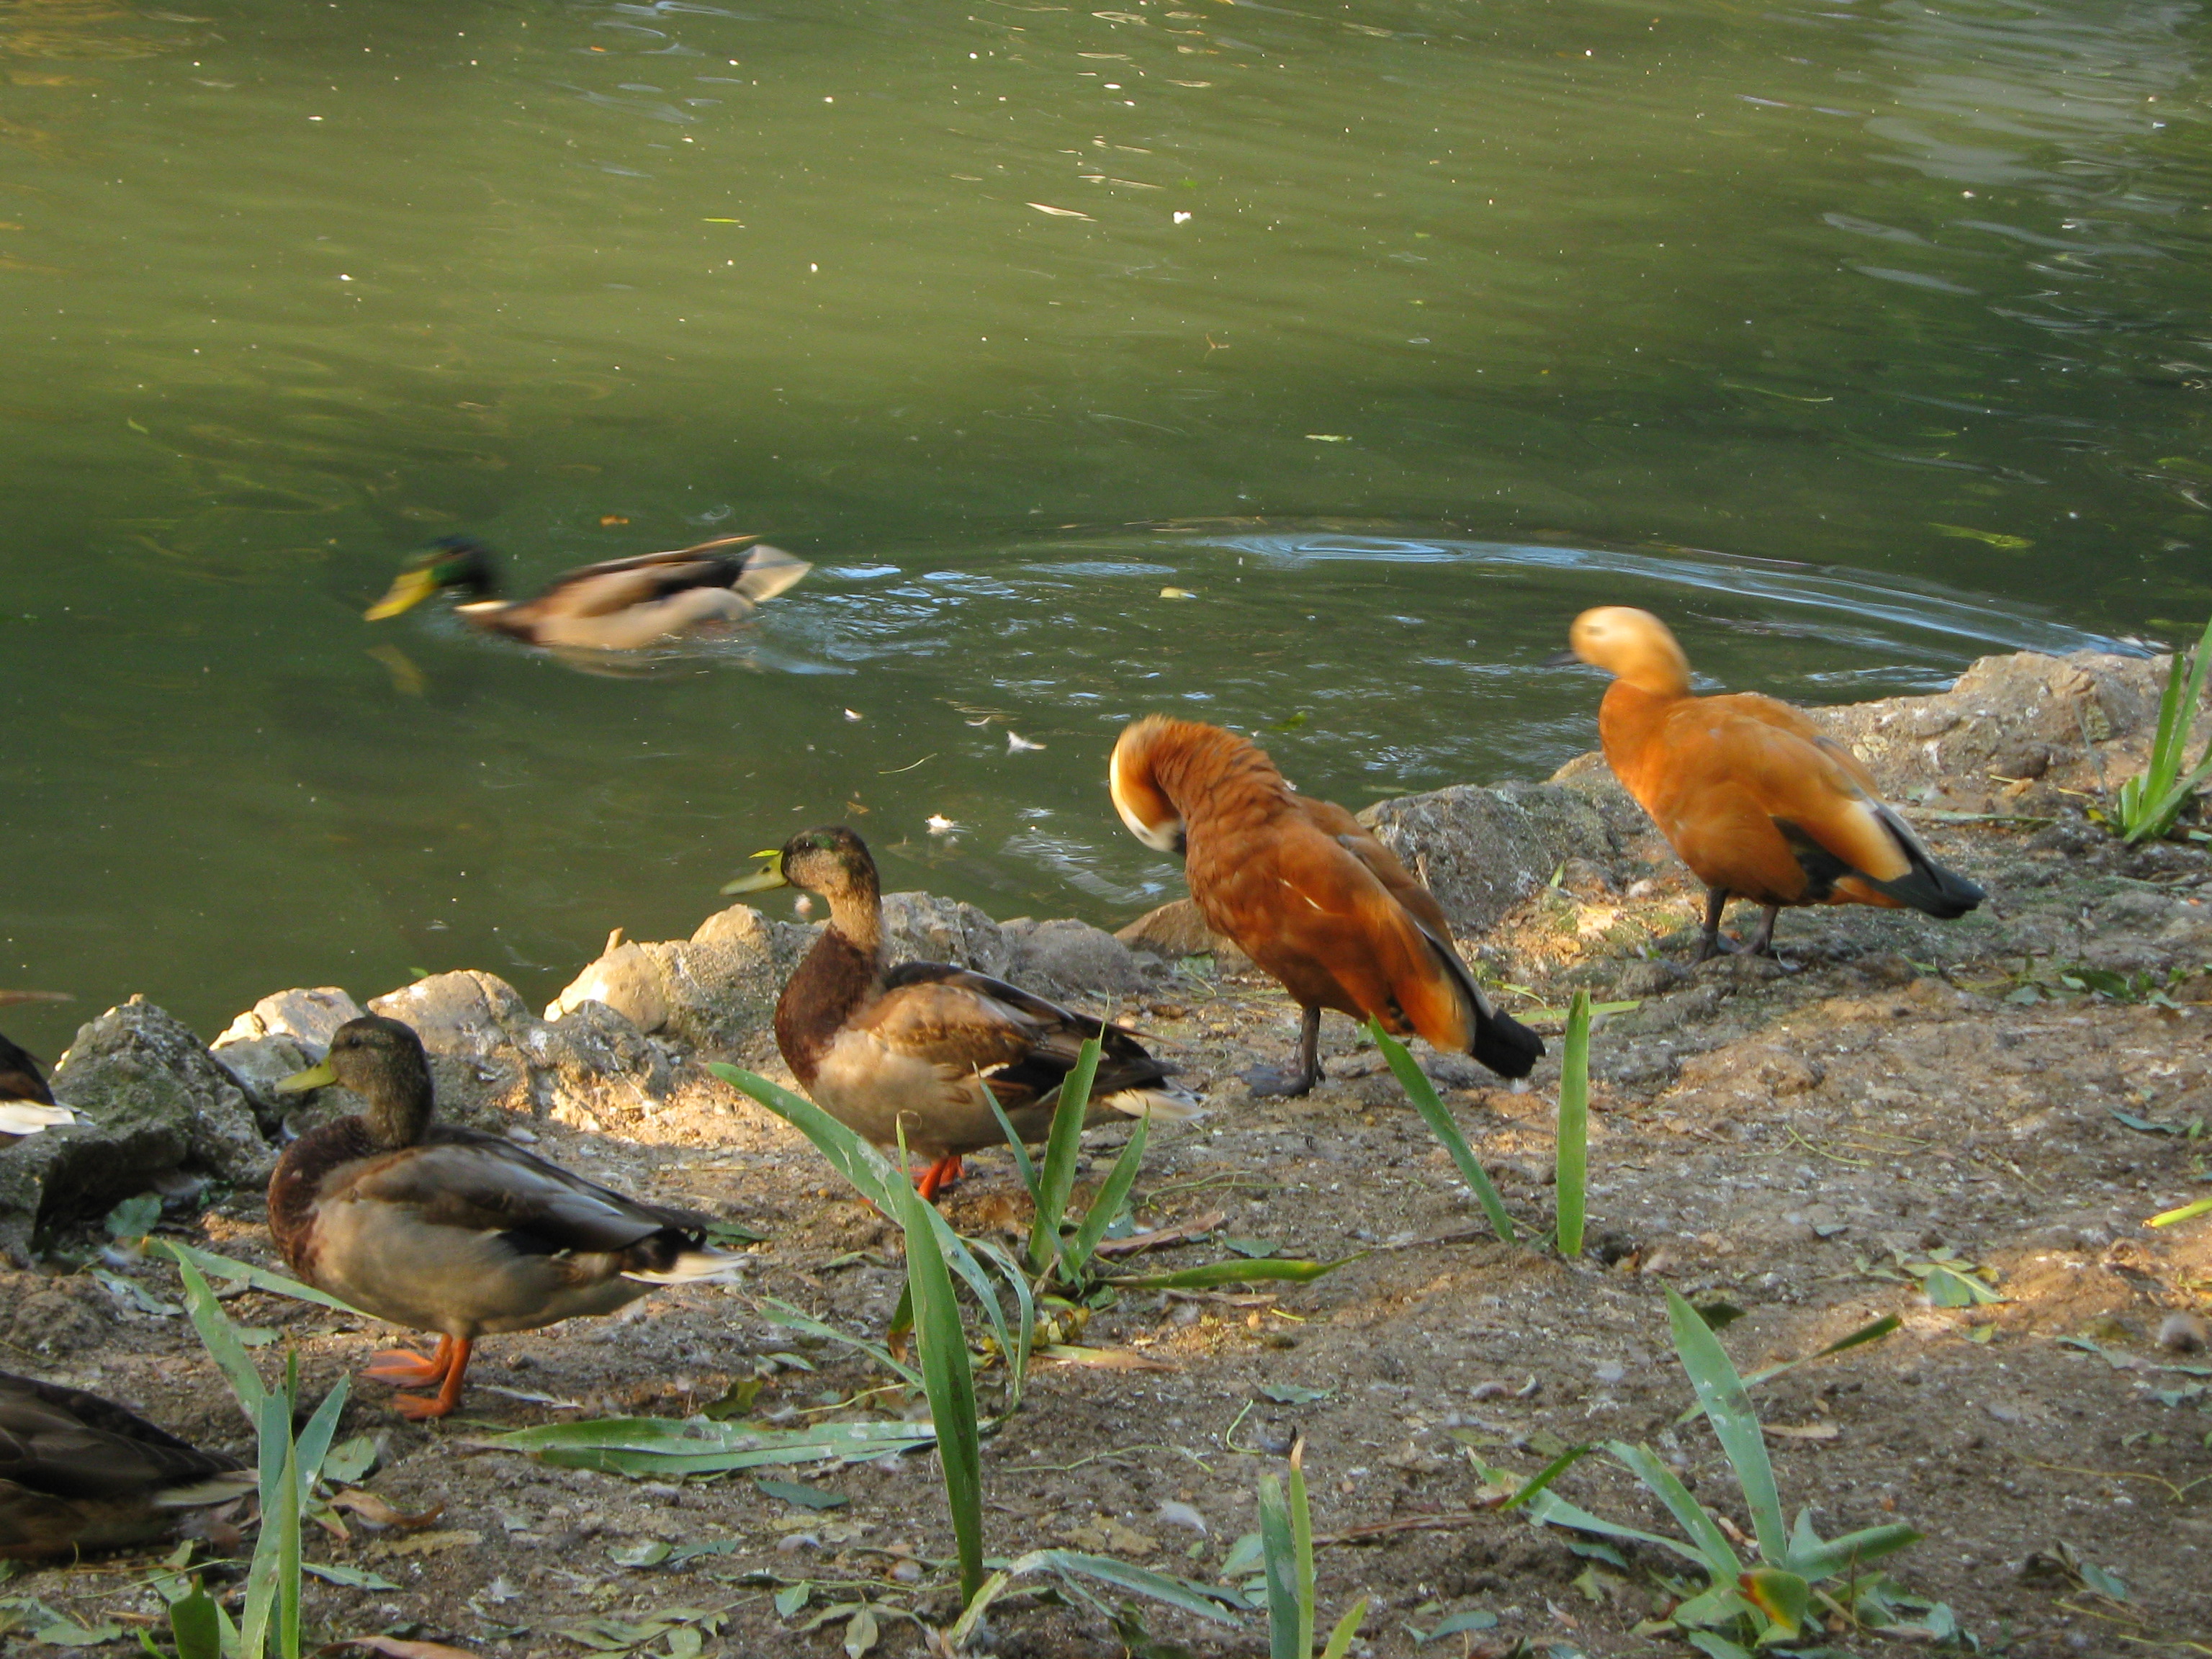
[1156,1501,1207,1534]
[891,1559,923,1583]
[2159,1311,2208,1353]
[775,1532,820,1554]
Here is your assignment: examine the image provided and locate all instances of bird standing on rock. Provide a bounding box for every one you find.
[0,1370,253,1560]
[1564,606,1985,960]
[1108,716,1545,1097]
[269,1015,742,1419]
[724,826,1200,1200]
[364,533,810,649]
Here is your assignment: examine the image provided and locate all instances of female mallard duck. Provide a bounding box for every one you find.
[0,1031,76,1144]
[1109,716,1545,1097]
[365,533,810,649]
[1565,606,1984,958]
[270,1015,741,1419]
[724,826,1200,1199]
[1,1370,252,1560]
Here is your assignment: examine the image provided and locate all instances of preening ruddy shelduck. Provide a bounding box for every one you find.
[1109,716,1545,1097]
[725,827,1200,1199]
[1565,606,1984,959]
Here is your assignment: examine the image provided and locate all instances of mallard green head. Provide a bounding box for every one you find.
[276,1015,436,1148]
[723,825,877,904]
[366,538,500,621]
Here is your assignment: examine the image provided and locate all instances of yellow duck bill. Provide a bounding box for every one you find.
[275,1060,338,1094]
[720,850,788,894]
[364,567,440,622]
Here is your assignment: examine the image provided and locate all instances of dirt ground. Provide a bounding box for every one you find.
[6,806,2211,1659]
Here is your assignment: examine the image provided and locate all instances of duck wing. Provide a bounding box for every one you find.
[0,1372,241,1504]
[343,1128,711,1256]
[868,963,1179,1107]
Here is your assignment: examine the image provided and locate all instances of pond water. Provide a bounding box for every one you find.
[1,0,2207,1048]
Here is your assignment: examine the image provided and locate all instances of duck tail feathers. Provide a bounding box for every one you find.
[623,1244,746,1286]
[1870,806,1987,919]
[156,1470,258,1509]
[1471,1004,1545,1080]
[734,543,811,603]
[1096,1084,1207,1123]
[0,1100,76,1136]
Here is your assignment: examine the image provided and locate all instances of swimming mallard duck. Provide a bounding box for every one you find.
[1109,716,1545,1097]
[1,1370,252,1560]
[1565,606,1984,958]
[270,1015,742,1419]
[365,533,811,649]
[0,1031,76,1145]
[724,826,1200,1199]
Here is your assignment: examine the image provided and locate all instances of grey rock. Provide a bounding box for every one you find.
[1002,917,1147,997]
[1357,777,1633,937]
[518,1000,675,1133]
[368,970,537,1123]
[0,997,274,1263]
[880,891,1012,977]
[212,1033,319,1123]
[1114,899,1252,970]
[213,986,367,1054]
[545,939,670,1034]
[651,904,814,1053]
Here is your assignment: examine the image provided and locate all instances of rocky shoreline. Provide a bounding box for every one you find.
[4,647,2210,1657]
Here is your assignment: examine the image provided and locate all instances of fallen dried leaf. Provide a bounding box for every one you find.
[330,1490,445,1530]
[366,1529,483,1560]
[324,1639,478,1659]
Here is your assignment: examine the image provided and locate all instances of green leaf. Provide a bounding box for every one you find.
[168,1251,265,1421]
[757,1300,922,1391]
[1220,1532,1264,1578]
[1256,1383,1329,1405]
[890,1125,986,1606]
[1369,1020,1516,1244]
[1413,1609,1498,1644]
[1665,1289,1786,1565]
[609,1541,672,1568]
[774,1583,811,1619]
[299,1562,401,1590]
[32,1617,124,1647]
[1496,1442,1593,1513]
[168,1585,222,1659]
[755,1479,848,1511]
[1317,1596,1367,1659]
[1220,1236,1281,1259]
[1555,991,1591,1257]
[1606,1440,1742,1579]
[1784,1521,1922,1582]
[1470,1454,1706,1568]
[1737,1566,1808,1636]
[104,1193,162,1241]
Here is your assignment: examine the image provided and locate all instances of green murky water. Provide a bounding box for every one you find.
[2,0,2208,1049]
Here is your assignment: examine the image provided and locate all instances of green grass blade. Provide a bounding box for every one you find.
[1368,1020,1516,1244]
[1784,1521,1923,1582]
[168,1251,266,1422]
[973,1237,1037,1393]
[1256,1473,1300,1659]
[1288,1449,1315,1659]
[1318,1598,1368,1659]
[1679,1313,1902,1425]
[1068,1114,1147,1277]
[1555,990,1590,1257]
[987,1094,1041,1206]
[1105,1256,1354,1291]
[292,1376,351,1495]
[758,1299,923,1390]
[1472,1452,1710,1568]
[1028,1038,1100,1275]
[890,1130,986,1606]
[942,1568,1012,1652]
[1007,1549,1246,1625]
[148,1239,364,1317]
[2149,1195,2212,1228]
[1495,1442,1593,1512]
[1607,1439,1742,1580]
[1665,1290,1786,1565]
[711,1064,1026,1406]
[166,1586,221,1659]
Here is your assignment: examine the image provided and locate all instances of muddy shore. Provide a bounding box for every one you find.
[4,647,2210,1658]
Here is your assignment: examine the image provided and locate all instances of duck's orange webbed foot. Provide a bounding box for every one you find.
[912,1154,963,1202]
[364,1336,454,1387]
[387,1338,473,1419]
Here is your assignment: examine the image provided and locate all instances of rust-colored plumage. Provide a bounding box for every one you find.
[1110,717,1543,1095]
[1566,606,1984,958]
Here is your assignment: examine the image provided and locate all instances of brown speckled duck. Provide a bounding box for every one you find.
[365,533,810,649]
[269,1015,741,1419]
[724,826,1200,1199]
[0,1370,251,1560]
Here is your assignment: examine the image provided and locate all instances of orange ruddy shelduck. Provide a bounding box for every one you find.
[1110,716,1544,1097]
[1565,606,1984,959]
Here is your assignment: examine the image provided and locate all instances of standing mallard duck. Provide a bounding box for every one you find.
[0,1031,76,1145]
[1565,606,1984,959]
[724,827,1200,1199]
[1,1370,251,1560]
[365,533,810,649]
[270,1016,741,1419]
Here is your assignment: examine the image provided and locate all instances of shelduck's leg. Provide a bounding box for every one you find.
[1244,1005,1322,1098]
[1744,904,1781,958]
[364,1335,454,1387]
[391,1337,474,1420]
[914,1153,963,1201]
[1693,887,1732,962]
